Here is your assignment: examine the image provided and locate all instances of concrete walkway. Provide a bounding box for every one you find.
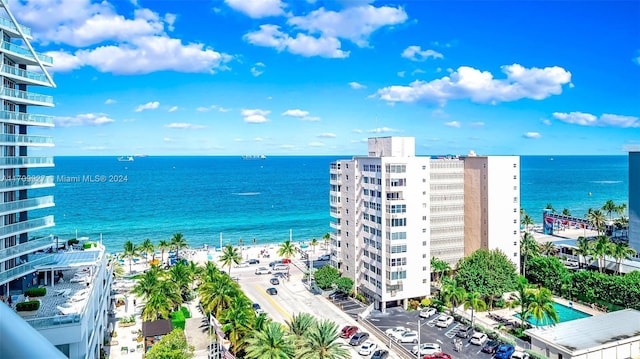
[183,299,211,359]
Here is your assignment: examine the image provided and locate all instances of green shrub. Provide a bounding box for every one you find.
[67,238,79,246]
[180,306,191,319]
[420,298,432,307]
[525,350,548,359]
[25,287,46,297]
[83,242,94,249]
[170,310,186,330]
[16,300,40,311]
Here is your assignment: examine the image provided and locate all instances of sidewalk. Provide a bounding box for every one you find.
[183,299,210,359]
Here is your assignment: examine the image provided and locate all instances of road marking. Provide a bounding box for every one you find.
[254,283,292,321]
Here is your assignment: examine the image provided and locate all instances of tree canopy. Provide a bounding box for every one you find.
[146,329,194,359]
[313,266,340,290]
[454,249,518,299]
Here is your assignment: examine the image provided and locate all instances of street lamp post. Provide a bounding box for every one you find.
[417,318,421,359]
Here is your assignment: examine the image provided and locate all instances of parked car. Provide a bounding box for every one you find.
[266,287,278,295]
[422,353,452,359]
[470,332,488,346]
[317,254,330,261]
[273,272,287,278]
[272,264,290,272]
[252,303,263,314]
[328,291,348,300]
[270,277,280,285]
[411,343,441,355]
[435,314,454,328]
[340,325,358,339]
[493,344,516,359]
[419,307,437,318]
[396,331,419,343]
[234,262,250,268]
[255,267,271,275]
[247,258,260,264]
[455,325,474,338]
[358,341,377,356]
[480,339,502,354]
[371,349,389,359]
[269,260,283,267]
[282,258,292,264]
[511,350,531,359]
[384,326,407,339]
[349,332,369,346]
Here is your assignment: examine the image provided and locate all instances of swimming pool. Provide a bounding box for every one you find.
[515,302,591,326]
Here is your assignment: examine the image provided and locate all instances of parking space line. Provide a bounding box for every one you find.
[444,323,462,338]
[254,283,292,322]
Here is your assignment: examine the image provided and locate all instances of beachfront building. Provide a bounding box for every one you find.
[628,148,640,255]
[525,309,640,359]
[329,137,465,311]
[463,153,521,272]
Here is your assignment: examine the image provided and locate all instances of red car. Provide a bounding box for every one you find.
[282,258,292,264]
[340,325,358,338]
[423,353,452,359]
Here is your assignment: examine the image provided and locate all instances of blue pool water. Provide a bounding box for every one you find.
[516,302,591,326]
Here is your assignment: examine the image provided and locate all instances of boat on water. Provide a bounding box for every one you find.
[242,155,267,160]
[117,156,134,162]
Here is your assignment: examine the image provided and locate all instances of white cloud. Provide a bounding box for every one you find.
[352,128,363,133]
[280,144,295,149]
[552,112,640,128]
[251,62,266,76]
[163,137,174,142]
[242,109,270,123]
[470,121,485,127]
[254,137,265,142]
[82,146,109,151]
[523,132,542,139]
[55,113,115,127]
[105,98,116,105]
[197,107,212,112]
[164,122,206,129]
[168,106,178,112]
[401,46,443,61]
[225,0,285,18]
[218,107,232,112]
[634,51,640,65]
[367,127,401,133]
[317,132,336,138]
[308,141,324,147]
[135,101,159,112]
[397,71,405,78]
[244,25,348,58]
[431,109,449,118]
[282,109,320,121]
[349,81,366,89]
[376,64,572,105]
[411,69,426,76]
[542,119,552,125]
[444,121,461,128]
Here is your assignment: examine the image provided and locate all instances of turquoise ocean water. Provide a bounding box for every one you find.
[30,155,628,252]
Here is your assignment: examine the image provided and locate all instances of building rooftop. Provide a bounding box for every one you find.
[526,309,640,353]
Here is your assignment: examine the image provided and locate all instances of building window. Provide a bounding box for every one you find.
[514,252,518,257]
[513,175,517,179]
[422,241,427,246]
[513,163,516,168]
[513,230,517,235]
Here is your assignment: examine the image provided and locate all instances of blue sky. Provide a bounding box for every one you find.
[9,0,640,156]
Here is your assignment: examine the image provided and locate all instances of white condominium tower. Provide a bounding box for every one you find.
[0,0,56,297]
[329,137,465,311]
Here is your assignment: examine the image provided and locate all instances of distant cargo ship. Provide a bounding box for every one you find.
[117,156,134,162]
[242,155,267,160]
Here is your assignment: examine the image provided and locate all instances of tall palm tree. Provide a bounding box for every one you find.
[440,277,466,315]
[219,244,242,276]
[168,261,193,300]
[574,236,594,269]
[139,238,155,264]
[221,296,254,356]
[310,238,319,253]
[199,261,221,283]
[278,240,296,260]
[122,240,139,274]
[133,265,161,300]
[244,322,296,359]
[158,239,171,266]
[615,203,627,218]
[592,235,613,273]
[609,241,637,274]
[545,203,556,214]
[526,287,559,328]
[297,319,350,359]
[430,257,450,286]
[521,214,534,232]
[561,208,571,216]
[170,232,189,261]
[520,232,539,276]
[587,209,606,235]
[514,276,534,329]
[602,200,617,221]
[142,280,181,321]
[322,233,331,249]
[539,241,557,256]
[198,274,237,318]
[462,291,486,329]
[286,313,316,349]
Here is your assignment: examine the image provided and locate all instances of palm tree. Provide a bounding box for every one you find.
[609,241,637,274]
[430,257,450,286]
[561,208,571,216]
[587,209,606,235]
[310,238,319,253]
[602,200,617,221]
[520,232,539,276]
[157,239,170,266]
[521,214,534,232]
[170,232,189,261]
[322,232,330,249]
[122,240,139,274]
[462,291,486,329]
[168,261,193,300]
[278,240,297,260]
[142,280,181,321]
[440,277,466,315]
[297,319,350,359]
[574,236,594,269]
[219,244,242,276]
[286,313,316,349]
[539,241,557,256]
[514,276,534,329]
[592,235,613,273]
[614,216,630,239]
[198,274,237,318]
[133,265,161,300]
[526,287,559,328]
[221,296,254,355]
[139,238,155,264]
[244,322,296,359]
[615,203,627,218]
[200,261,221,283]
[545,203,556,214]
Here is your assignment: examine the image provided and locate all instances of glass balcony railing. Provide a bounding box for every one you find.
[0,175,54,190]
[0,234,54,261]
[0,156,54,167]
[0,195,54,215]
[0,133,53,146]
[0,253,55,284]
[0,87,53,105]
[0,215,54,238]
[0,16,32,37]
[0,41,53,64]
[1,64,48,84]
[0,110,54,126]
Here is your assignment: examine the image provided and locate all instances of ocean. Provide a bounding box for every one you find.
[30,155,628,253]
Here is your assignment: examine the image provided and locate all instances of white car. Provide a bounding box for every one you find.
[358,341,377,356]
[234,262,250,268]
[419,307,437,318]
[396,331,419,343]
[384,326,407,340]
[511,350,531,359]
[435,314,454,328]
[255,267,271,275]
[470,332,488,345]
[411,342,441,355]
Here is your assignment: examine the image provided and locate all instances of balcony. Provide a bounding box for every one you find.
[1,64,49,86]
[0,41,53,66]
[0,175,54,191]
[0,16,32,38]
[0,133,53,146]
[0,110,54,127]
[0,156,54,169]
[0,234,54,262]
[0,215,54,238]
[0,196,55,216]
[329,221,340,230]
[0,87,54,107]
[0,253,55,285]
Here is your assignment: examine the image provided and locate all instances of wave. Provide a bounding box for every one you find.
[589,180,622,184]
[233,192,261,196]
